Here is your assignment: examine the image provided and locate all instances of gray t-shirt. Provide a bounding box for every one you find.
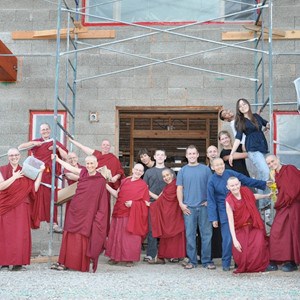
[143,166,171,201]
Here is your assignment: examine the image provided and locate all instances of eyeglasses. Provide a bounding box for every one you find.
[8,154,20,157]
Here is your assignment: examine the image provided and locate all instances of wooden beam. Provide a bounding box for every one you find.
[0,40,17,82]
[12,29,115,40]
[243,25,286,37]
[222,30,300,41]
[133,130,208,139]
[30,256,58,264]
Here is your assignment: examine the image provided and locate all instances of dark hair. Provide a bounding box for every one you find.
[235,98,259,132]
[219,110,225,121]
[186,144,199,154]
[137,148,151,157]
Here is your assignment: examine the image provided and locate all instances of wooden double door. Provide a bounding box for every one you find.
[118,106,220,176]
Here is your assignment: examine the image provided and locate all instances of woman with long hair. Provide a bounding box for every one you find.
[228,98,270,209]
[218,130,249,177]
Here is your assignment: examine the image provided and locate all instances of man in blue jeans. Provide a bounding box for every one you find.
[177,145,215,270]
[143,149,170,263]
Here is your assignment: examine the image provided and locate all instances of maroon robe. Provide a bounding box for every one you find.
[226,187,269,273]
[63,163,82,213]
[93,150,125,233]
[150,179,186,259]
[58,168,109,272]
[105,177,149,262]
[270,165,300,263]
[30,138,68,228]
[0,164,36,266]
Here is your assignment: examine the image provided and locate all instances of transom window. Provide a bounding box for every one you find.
[82,0,258,26]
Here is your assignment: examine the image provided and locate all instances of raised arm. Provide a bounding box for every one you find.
[18,140,43,151]
[69,138,94,156]
[51,154,81,175]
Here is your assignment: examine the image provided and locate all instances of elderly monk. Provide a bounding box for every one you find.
[225,177,270,273]
[51,154,109,272]
[18,123,68,231]
[69,138,124,234]
[63,152,82,213]
[0,148,44,271]
[69,138,124,189]
[266,155,300,272]
[105,163,149,267]
[149,168,186,264]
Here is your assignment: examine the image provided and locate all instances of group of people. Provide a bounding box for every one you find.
[0,97,299,274]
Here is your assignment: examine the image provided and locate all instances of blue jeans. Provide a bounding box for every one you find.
[248,151,270,209]
[221,222,232,268]
[146,212,157,259]
[183,206,213,266]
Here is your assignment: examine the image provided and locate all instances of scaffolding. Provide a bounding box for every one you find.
[1,0,299,259]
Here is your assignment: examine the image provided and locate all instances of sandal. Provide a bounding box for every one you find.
[56,264,67,271]
[107,259,118,265]
[0,265,9,271]
[125,261,134,267]
[184,263,196,270]
[148,258,165,265]
[12,265,26,271]
[169,258,180,263]
[50,263,60,270]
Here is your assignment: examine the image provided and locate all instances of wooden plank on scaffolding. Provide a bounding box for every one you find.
[222,30,300,41]
[243,24,286,37]
[12,29,116,40]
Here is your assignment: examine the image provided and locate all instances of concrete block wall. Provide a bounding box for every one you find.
[0,0,299,255]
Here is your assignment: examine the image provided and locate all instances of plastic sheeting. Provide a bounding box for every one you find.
[84,0,257,25]
[273,112,300,168]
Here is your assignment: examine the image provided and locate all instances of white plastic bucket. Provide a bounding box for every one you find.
[22,156,44,180]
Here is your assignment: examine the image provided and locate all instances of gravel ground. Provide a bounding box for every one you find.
[1,256,300,300]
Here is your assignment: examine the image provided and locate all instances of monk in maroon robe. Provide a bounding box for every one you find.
[0,148,44,271]
[52,154,109,272]
[150,169,186,263]
[226,177,269,273]
[266,155,300,272]
[18,123,68,229]
[69,138,124,233]
[105,163,149,267]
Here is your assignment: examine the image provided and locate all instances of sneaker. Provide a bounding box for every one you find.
[282,262,298,272]
[223,267,230,271]
[53,224,63,234]
[143,256,153,262]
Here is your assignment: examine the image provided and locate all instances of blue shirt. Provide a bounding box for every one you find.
[207,169,266,223]
[176,164,212,207]
[235,113,269,153]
